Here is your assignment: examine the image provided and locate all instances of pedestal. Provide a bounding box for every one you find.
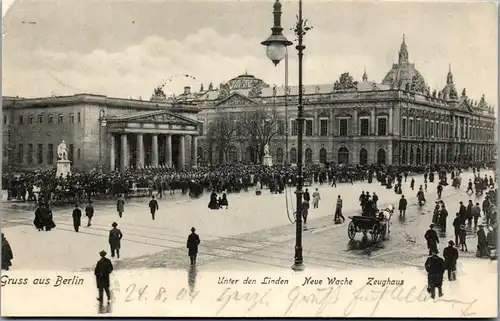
[262,155,273,166]
[56,160,72,178]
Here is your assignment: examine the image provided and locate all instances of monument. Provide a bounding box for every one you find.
[56,140,71,178]
[262,144,273,166]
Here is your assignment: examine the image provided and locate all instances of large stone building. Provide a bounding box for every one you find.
[2,37,496,173]
[2,95,201,172]
[171,36,497,166]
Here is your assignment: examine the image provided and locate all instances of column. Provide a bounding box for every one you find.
[453,116,457,138]
[387,141,393,165]
[109,134,115,171]
[151,134,158,167]
[388,107,393,134]
[165,134,172,167]
[136,133,144,168]
[178,135,185,170]
[370,109,376,135]
[120,134,128,172]
[352,109,358,136]
[191,135,198,168]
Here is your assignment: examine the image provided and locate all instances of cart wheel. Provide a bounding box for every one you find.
[372,227,380,243]
[348,221,356,240]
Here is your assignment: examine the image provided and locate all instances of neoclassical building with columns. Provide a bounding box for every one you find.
[170,36,497,166]
[2,94,201,172]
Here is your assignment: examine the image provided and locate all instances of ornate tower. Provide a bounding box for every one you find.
[398,34,409,64]
[442,63,458,100]
[362,68,368,82]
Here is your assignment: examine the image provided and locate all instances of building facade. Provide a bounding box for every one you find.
[2,94,201,172]
[170,36,497,166]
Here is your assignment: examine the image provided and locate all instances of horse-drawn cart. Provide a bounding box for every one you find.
[452,176,461,189]
[347,206,393,242]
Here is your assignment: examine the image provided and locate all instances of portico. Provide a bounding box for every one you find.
[105,110,199,172]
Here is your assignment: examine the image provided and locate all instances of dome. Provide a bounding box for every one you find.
[226,72,269,90]
[381,35,426,92]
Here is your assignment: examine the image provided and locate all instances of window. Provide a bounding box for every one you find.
[277,120,285,136]
[377,118,387,136]
[48,114,53,124]
[37,144,43,164]
[416,119,421,136]
[18,144,24,164]
[77,112,81,123]
[18,115,24,125]
[425,121,429,137]
[38,115,43,124]
[58,114,64,124]
[77,148,81,160]
[339,118,348,136]
[27,144,33,165]
[69,113,75,124]
[47,144,54,164]
[28,115,33,124]
[402,117,407,136]
[291,120,298,136]
[305,119,313,136]
[3,115,7,125]
[320,119,328,136]
[409,119,414,136]
[69,144,74,161]
[360,118,369,136]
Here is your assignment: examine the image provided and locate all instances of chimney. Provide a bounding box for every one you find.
[184,86,191,95]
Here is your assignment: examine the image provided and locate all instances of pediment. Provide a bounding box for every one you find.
[110,110,198,126]
[458,98,474,113]
[215,92,260,107]
[335,112,352,118]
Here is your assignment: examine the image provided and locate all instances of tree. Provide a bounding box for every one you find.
[205,111,238,164]
[239,106,280,164]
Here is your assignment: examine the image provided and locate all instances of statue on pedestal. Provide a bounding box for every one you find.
[57,140,69,160]
[264,144,270,156]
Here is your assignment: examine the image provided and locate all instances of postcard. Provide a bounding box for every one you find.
[1,0,498,317]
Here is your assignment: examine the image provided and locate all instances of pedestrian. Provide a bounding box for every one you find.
[72,204,82,233]
[432,202,440,224]
[439,203,448,233]
[466,179,474,195]
[458,224,468,251]
[85,200,94,227]
[437,183,443,199]
[301,200,310,226]
[303,189,310,202]
[476,225,488,257]
[398,195,407,217]
[425,250,445,299]
[94,250,113,303]
[116,194,125,218]
[443,240,459,281]
[472,202,481,228]
[372,192,379,206]
[1,233,13,270]
[466,200,473,227]
[186,227,200,265]
[452,213,462,246]
[108,222,123,259]
[334,195,345,223]
[424,224,439,255]
[312,188,321,209]
[149,196,159,220]
[410,177,415,191]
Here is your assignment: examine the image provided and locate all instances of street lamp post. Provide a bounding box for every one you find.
[262,0,309,271]
[98,109,107,170]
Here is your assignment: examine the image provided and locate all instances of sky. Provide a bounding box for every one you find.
[2,0,498,106]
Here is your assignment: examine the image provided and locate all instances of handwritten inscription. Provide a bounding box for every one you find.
[216,287,271,315]
[123,283,199,304]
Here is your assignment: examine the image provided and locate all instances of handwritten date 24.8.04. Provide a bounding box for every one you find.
[124,283,199,303]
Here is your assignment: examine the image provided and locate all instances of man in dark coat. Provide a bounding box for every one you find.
[443,240,459,281]
[476,225,489,257]
[187,227,200,265]
[148,196,159,220]
[1,233,13,270]
[72,204,82,232]
[85,200,94,227]
[453,213,463,246]
[116,195,125,218]
[398,195,407,217]
[437,183,443,199]
[424,224,439,255]
[439,203,448,233]
[425,250,445,299]
[94,250,114,303]
[303,189,310,202]
[109,222,123,259]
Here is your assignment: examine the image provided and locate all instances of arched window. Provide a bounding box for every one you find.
[276,148,284,164]
[305,148,313,165]
[409,147,414,164]
[359,148,368,165]
[319,148,327,164]
[290,148,297,164]
[377,148,386,165]
[416,147,422,165]
[425,148,430,164]
[338,147,349,164]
